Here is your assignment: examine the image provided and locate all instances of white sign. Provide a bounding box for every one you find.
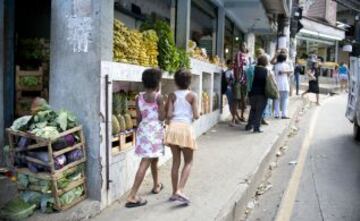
[67,16,92,53]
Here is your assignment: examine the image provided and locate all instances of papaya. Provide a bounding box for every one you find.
[124,114,133,129]
[129,109,137,118]
[112,115,120,135]
[117,114,126,131]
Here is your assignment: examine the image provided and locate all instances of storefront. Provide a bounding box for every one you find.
[296,16,345,75]
[0,0,284,212]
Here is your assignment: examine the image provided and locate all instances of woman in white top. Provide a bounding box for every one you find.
[165,69,199,204]
[274,53,293,119]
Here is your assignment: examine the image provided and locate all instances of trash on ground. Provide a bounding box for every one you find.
[256,182,273,196]
[276,151,282,157]
[279,145,288,152]
[269,162,277,170]
[288,161,297,165]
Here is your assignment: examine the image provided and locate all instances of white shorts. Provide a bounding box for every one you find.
[339,75,348,81]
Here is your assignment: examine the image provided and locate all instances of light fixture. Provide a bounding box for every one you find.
[225,48,229,54]
[235,37,239,41]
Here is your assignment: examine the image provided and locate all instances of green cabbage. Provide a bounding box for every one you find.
[10,116,32,131]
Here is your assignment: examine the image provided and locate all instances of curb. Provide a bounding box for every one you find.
[215,98,304,221]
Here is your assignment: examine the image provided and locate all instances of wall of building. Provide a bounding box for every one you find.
[305,0,336,25]
[50,0,113,206]
[0,0,4,150]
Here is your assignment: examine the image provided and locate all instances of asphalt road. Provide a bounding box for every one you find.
[247,94,360,221]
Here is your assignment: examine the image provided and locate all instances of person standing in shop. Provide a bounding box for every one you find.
[233,43,249,122]
[126,68,165,208]
[274,53,292,119]
[165,69,199,204]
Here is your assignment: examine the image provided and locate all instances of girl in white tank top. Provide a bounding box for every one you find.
[165,69,199,204]
[171,90,193,124]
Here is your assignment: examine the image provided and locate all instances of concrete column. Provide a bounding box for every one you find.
[175,0,191,49]
[50,0,113,204]
[245,32,256,59]
[216,6,225,60]
[0,0,4,149]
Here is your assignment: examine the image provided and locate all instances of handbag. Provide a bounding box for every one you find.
[265,70,279,99]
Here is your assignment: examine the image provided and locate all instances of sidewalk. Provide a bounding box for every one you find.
[90,97,304,221]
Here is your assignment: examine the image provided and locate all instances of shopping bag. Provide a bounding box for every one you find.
[265,71,279,99]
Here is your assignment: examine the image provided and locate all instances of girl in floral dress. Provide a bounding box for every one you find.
[126,68,165,208]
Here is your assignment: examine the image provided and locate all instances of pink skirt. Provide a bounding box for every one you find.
[165,122,197,150]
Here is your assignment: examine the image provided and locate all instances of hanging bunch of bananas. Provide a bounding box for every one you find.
[127,30,142,65]
[113,19,160,67]
[142,30,159,67]
[113,20,128,63]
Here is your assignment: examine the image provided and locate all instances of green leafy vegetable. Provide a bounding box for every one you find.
[10,116,32,131]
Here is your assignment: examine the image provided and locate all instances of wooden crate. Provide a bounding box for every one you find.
[112,130,135,153]
[15,97,33,116]
[16,66,44,91]
[16,165,87,211]
[6,126,87,210]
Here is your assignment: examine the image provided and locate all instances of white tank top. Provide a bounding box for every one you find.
[171,90,193,124]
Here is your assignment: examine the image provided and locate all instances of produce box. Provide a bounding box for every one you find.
[16,66,43,91]
[7,126,86,176]
[15,98,33,116]
[15,164,87,211]
[112,130,136,154]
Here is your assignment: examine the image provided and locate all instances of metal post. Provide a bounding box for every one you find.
[335,41,339,63]
[175,0,191,49]
[4,0,15,129]
[216,6,225,60]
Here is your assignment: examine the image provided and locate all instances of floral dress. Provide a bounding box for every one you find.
[135,92,164,158]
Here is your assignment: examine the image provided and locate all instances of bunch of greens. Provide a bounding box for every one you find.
[141,16,190,73]
[19,76,41,88]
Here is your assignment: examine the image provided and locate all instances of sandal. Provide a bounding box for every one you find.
[169,195,178,201]
[125,198,148,208]
[175,193,191,204]
[151,183,164,194]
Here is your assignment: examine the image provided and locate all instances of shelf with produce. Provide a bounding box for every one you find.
[201,72,212,115]
[102,61,174,82]
[16,66,44,92]
[212,72,221,111]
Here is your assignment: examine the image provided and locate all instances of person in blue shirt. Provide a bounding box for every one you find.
[338,62,349,92]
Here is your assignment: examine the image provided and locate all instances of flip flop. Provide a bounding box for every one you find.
[175,193,191,204]
[125,198,148,208]
[151,183,164,194]
[169,195,178,201]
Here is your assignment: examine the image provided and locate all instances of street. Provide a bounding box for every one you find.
[247,94,360,221]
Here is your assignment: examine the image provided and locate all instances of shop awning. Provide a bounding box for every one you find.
[298,17,345,42]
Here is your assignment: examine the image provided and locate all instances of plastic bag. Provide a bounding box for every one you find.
[16,174,29,189]
[20,191,42,207]
[0,197,36,221]
[40,195,54,213]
